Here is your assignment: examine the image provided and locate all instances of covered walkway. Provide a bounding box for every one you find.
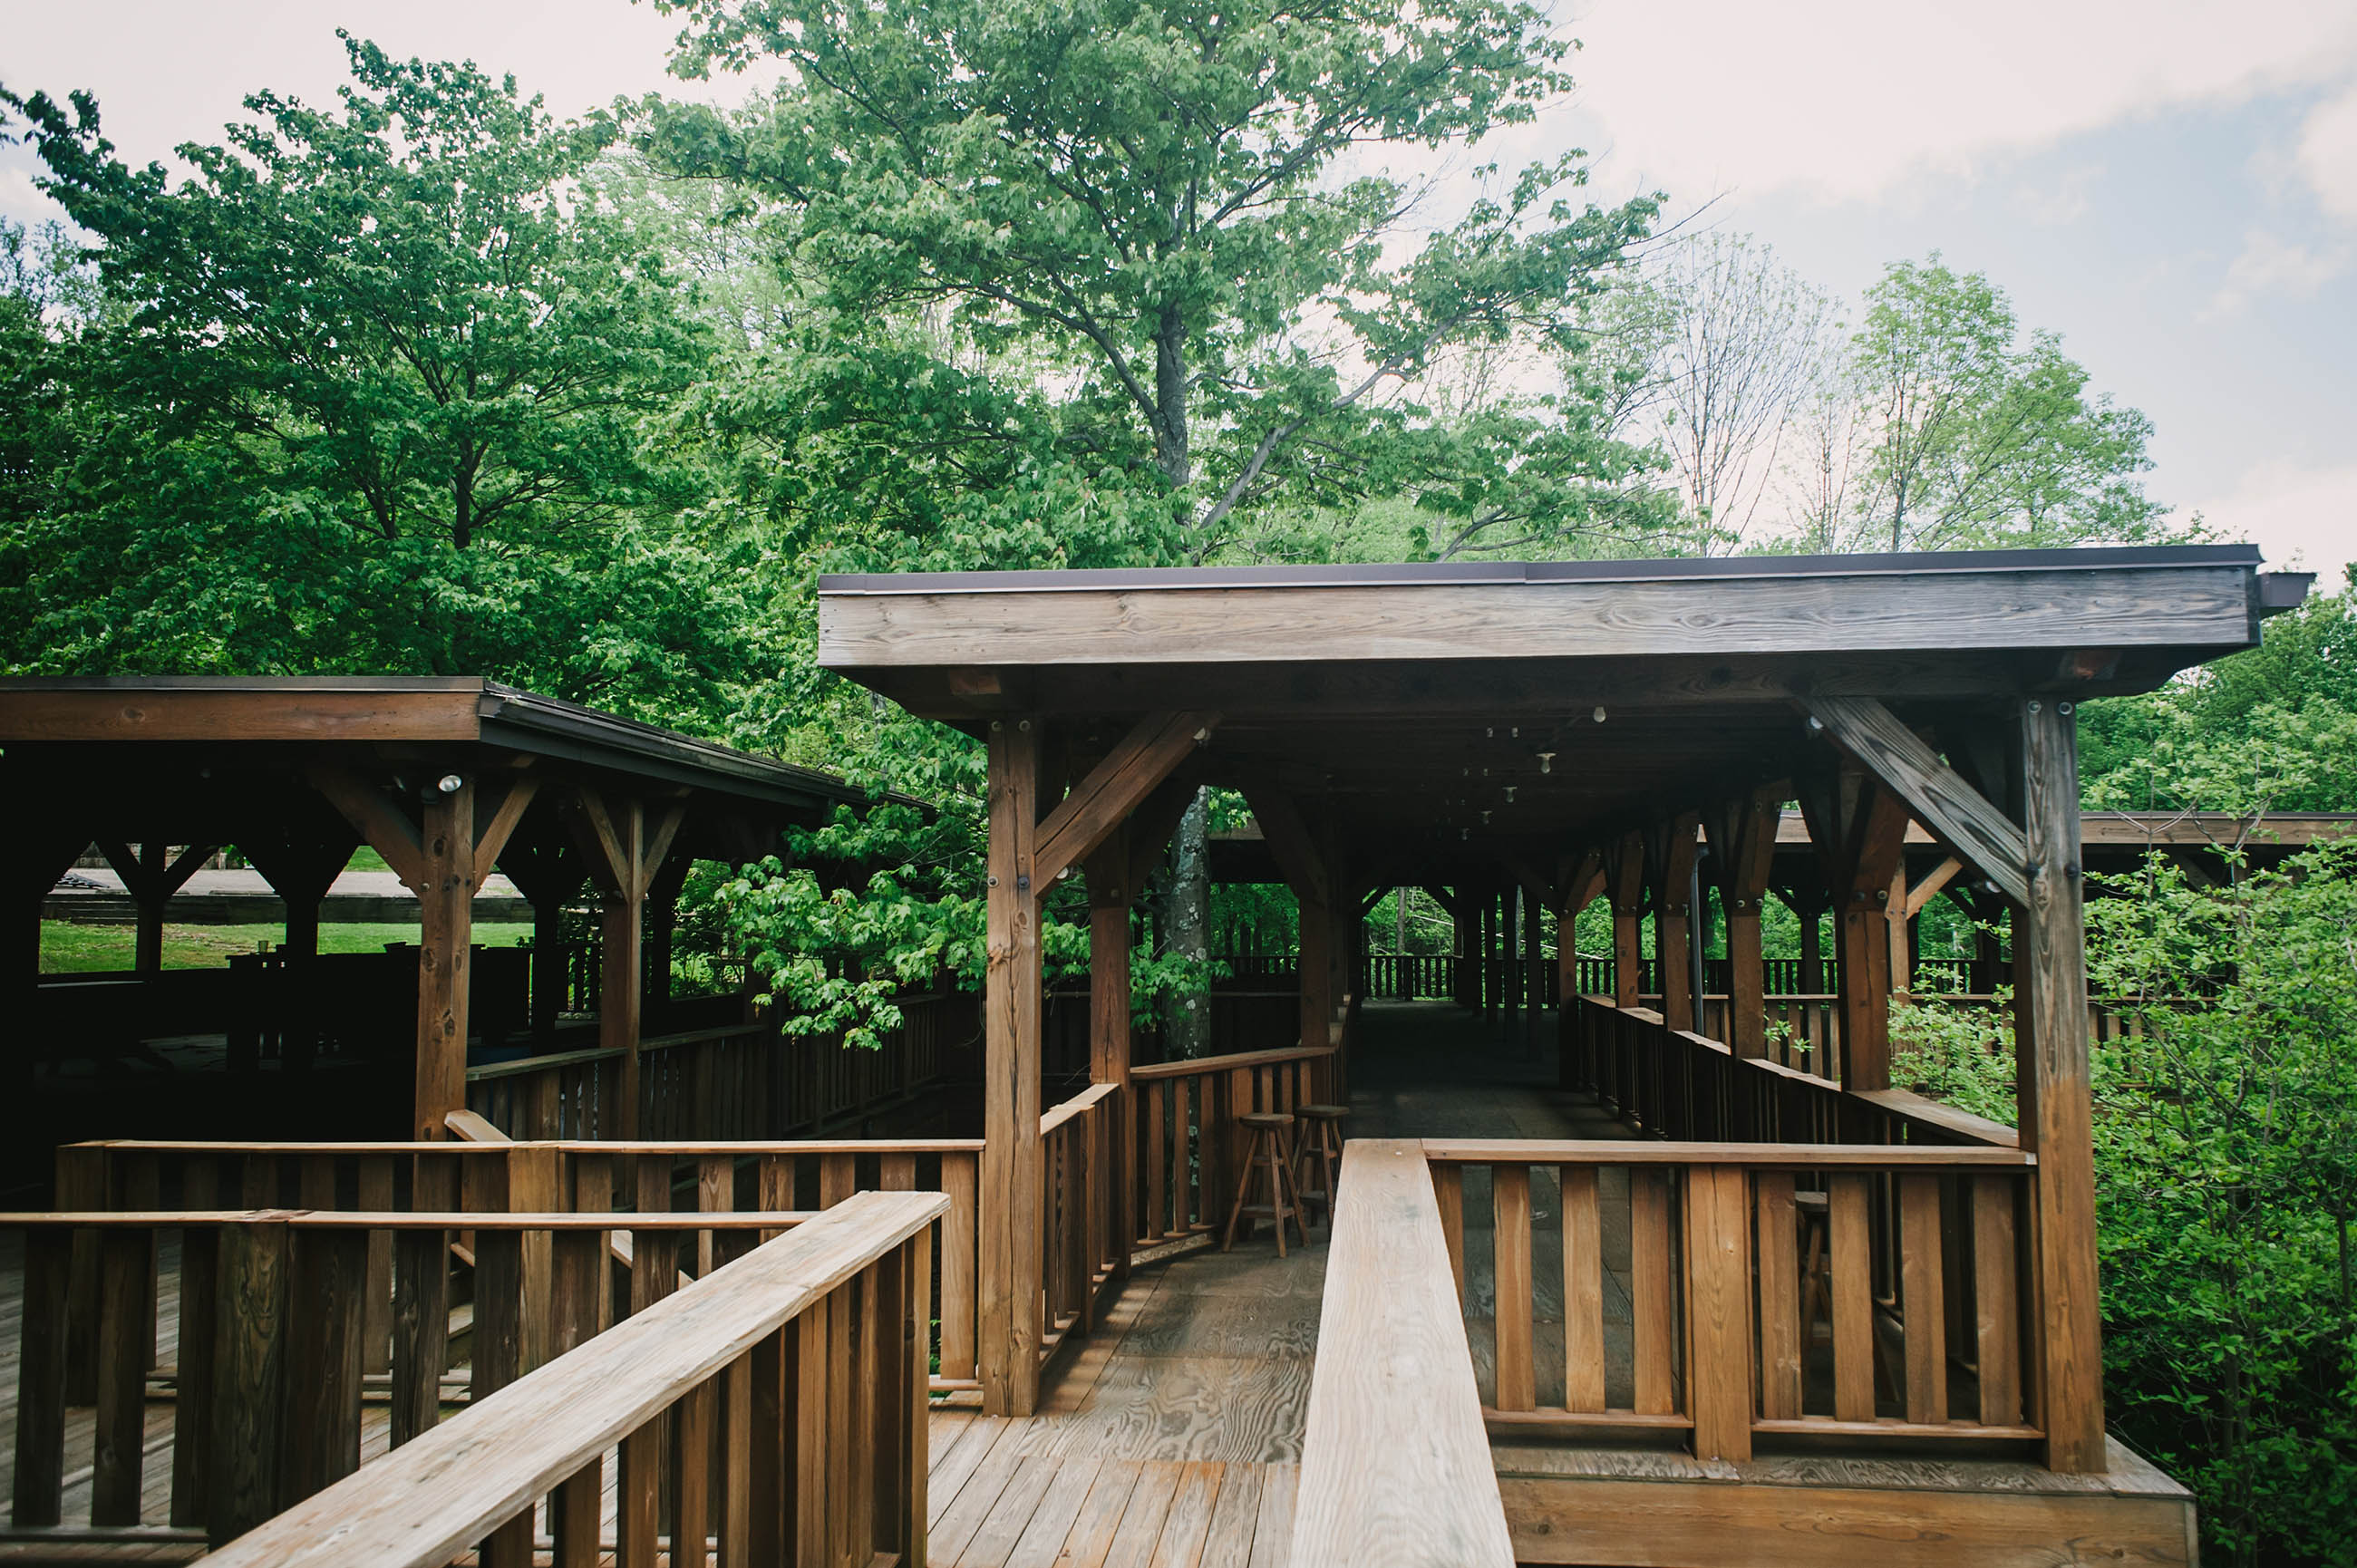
[919,1001,1623,1568]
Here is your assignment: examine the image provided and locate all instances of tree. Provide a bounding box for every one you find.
[647,0,1668,1048]
[1844,256,2171,552]
[3,39,752,722]
[1609,233,1835,552]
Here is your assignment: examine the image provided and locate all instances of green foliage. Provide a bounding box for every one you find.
[2086,846,2357,1566]
[2083,579,2357,818]
[1,42,753,721]
[1837,256,2174,552]
[643,0,1671,566]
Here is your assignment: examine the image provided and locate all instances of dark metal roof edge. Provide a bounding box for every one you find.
[474,683,879,810]
[819,544,2265,595]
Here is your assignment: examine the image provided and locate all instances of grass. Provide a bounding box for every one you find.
[39,921,537,973]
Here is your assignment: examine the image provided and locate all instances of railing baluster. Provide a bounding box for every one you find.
[1492,1165,1535,1413]
[12,1226,70,1527]
[1754,1172,1803,1421]
[1974,1174,2022,1427]
[1899,1173,1947,1423]
[1630,1168,1674,1417]
[1560,1166,1605,1414]
[1828,1171,1876,1422]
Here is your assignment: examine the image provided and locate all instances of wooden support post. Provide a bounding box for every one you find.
[1706,786,1784,1060]
[1240,787,1336,1058]
[98,839,218,978]
[416,782,477,1141]
[1799,760,1911,1095]
[240,821,360,1075]
[1086,833,1134,1282]
[980,718,1043,1417]
[571,786,684,1143]
[1648,815,1701,1032]
[497,827,582,1042]
[2018,698,2107,1473]
[1605,833,1644,1010]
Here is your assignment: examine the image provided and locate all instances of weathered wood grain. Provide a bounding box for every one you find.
[194,1191,945,1568]
[1288,1140,1513,1568]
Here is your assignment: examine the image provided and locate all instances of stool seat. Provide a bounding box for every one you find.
[1295,1103,1348,1121]
[1239,1111,1296,1129]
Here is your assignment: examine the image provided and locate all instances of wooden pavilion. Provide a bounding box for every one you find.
[0,677,890,1160]
[0,545,2313,1568]
[815,543,2308,1563]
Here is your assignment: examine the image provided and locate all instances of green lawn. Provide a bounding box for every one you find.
[39,921,537,973]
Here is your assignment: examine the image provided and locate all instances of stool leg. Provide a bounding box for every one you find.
[1275,1135,1308,1251]
[1266,1134,1288,1259]
[1317,1128,1341,1229]
[1222,1128,1261,1253]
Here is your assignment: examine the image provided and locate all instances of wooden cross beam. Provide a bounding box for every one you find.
[1800,695,2031,907]
[1033,710,1218,886]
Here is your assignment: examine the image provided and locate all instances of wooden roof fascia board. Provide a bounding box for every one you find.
[0,676,899,825]
[817,557,2263,672]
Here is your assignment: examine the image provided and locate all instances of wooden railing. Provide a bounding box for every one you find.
[1422,1137,2040,1460]
[3,1204,813,1548]
[1128,1043,1340,1251]
[1040,1083,1124,1360]
[197,1189,945,1567]
[1290,1138,1516,1568]
[1566,995,2017,1148]
[462,988,977,1140]
[53,1134,987,1396]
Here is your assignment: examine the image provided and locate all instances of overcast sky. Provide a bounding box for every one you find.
[4,0,2352,585]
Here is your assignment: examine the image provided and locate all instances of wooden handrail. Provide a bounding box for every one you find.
[63,1136,987,1156]
[0,1210,817,1230]
[1419,1139,2034,1168]
[200,1189,947,1568]
[1130,1041,1336,1081]
[1040,1081,1118,1136]
[1291,1139,1514,1568]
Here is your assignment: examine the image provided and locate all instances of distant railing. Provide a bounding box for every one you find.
[1129,1042,1341,1251]
[1421,1137,2039,1459]
[196,1189,944,1568]
[1564,995,2017,1149]
[462,988,978,1141]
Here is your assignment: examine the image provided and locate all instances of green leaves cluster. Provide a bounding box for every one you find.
[1,39,758,721]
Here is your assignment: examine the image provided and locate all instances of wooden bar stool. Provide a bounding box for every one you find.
[1222,1111,1309,1256]
[1292,1104,1347,1230]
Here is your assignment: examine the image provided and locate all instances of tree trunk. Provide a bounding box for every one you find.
[1160,789,1211,1059]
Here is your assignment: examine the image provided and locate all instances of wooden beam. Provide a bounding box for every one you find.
[1705,785,1786,1060]
[2018,698,2106,1473]
[979,718,1043,1417]
[1801,695,2031,908]
[1646,814,1702,1033]
[1906,856,1966,919]
[306,767,426,890]
[1085,832,1133,1282]
[1241,787,1332,910]
[1122,768,1208,895]
[1798,761,1912,1094]
[470,774,542,894]
[1603,832,1644,1010]
[1033,711,1218,886]
[413,779,476,1141]
[820,558,2260,671]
